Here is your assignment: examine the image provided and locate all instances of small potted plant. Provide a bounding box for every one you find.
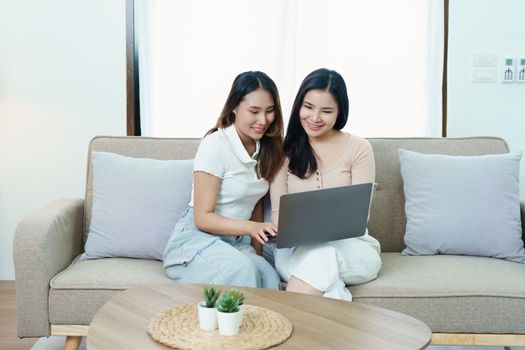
[229,288,245,327]
[198,286,220,330]
[216,290,241,336]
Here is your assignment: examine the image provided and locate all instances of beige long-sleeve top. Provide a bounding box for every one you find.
[270,133,375,226]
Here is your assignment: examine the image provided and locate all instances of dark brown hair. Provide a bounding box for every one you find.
[207,71,284,181]
[284,68,349,178]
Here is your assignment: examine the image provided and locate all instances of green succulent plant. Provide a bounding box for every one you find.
[229,288,245,306]
[217,290,240,313]
[203,286,221,308]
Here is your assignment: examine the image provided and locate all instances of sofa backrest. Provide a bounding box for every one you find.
[85,136,509,252]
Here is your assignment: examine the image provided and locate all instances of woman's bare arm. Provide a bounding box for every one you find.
[193,171,276,244]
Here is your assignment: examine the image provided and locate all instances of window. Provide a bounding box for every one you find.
[135,0,444,138]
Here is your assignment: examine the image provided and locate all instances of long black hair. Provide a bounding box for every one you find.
[207,71,284,181]
[284,68,349,178]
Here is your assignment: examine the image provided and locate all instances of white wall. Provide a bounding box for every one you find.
[447,0,525,199]
[0,0,126,279]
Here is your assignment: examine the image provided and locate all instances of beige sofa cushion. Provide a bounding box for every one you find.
[50,253,525,333]
[351,253,525,333]
[51,256,172,289]
[49,256,174,324]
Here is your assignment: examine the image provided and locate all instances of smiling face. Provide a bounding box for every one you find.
[233,88,275,147]
[299,89,339,140]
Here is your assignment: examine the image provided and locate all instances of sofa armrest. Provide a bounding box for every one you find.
[13,198,84,338]
[521,201,525,245]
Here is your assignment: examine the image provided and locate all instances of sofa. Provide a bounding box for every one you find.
[14,135,525,348]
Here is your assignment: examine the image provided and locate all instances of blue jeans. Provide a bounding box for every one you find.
[162,208,280,289]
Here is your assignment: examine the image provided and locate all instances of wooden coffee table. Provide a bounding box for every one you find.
[87,283,431,349]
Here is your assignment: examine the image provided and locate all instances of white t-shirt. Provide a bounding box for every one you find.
[188,125,269,220]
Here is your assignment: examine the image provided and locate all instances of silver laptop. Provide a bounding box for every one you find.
[276,183,375,248]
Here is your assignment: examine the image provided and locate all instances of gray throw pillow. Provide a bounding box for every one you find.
[399,149,525,263]
[82,152,193,260]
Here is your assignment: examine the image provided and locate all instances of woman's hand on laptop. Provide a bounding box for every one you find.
[246,222,278,244]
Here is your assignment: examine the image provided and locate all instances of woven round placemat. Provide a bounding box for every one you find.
[148,304,293,350]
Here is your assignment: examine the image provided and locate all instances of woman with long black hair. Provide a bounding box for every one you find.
[270,68,382,300]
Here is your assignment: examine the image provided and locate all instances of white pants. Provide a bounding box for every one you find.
[275,234,382,301]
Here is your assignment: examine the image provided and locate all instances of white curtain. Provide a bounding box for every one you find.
[136,0,444,138]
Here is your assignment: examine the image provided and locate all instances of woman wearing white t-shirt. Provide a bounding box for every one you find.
[163,71,284,289]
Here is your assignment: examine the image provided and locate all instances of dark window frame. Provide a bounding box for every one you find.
[126,0,141,136]
[442,0,449,137]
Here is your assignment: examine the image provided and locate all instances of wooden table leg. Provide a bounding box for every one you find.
[64,336,82,350]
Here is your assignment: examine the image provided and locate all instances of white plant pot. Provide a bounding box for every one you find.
[237,304,244,328]
[197,302,217,330]
[217,309,241,336]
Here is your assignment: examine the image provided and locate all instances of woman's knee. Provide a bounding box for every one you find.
[368,252,383,278]
[360,247,382,278]
[214,253,259,285]
[343,251,382,285]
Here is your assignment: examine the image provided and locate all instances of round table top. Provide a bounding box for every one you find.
[87,283,432,350]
